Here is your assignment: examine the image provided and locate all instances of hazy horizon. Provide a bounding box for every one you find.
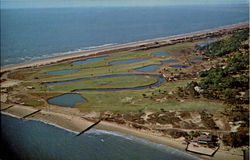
[1,0,249,9]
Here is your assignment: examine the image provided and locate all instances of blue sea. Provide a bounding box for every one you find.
[0,4,249,65]
[1,114,200,160]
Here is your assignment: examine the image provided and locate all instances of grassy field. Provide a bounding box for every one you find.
[39,75,158,92]
[10,40,226,113]
[75,81,225,113]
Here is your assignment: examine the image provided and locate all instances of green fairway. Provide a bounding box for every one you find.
[12,40,226,113]
[44,75,158,92]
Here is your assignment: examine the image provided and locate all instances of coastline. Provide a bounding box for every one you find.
[1,21,248,73]
[0,104,243,160]
[1,22,248,159]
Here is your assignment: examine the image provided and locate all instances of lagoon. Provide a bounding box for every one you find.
[47,93,86,107]
[197,39,215,46]
[134,64,160,72]
[169,65,186,68]
[161,59,178,63]
[152,52,180,57]
[191,58,204,61]
[71,56,107,65]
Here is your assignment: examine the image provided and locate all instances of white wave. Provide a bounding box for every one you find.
[81,43,118,50]
[2,43,118,66]
[1,112,21,119]
[87,129,201,160]
[4,59,10,62]
[48,43,118,58]
[18,56,33,61]
[86,129,133,140]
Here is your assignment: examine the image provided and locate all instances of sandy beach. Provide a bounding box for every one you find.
[0,104,243,160]
[1,22,248,73]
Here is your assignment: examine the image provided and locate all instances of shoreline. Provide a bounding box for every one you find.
[1,21,248,73]
[0,112,200,160]
[0,106,199,159]
[0,104,243,160]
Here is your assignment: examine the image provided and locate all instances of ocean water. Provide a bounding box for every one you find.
[1,4,249,65]
[1,114,201,160]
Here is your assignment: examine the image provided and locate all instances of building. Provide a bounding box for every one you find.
[198,135,213,144]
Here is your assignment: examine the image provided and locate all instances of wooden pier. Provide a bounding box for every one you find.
[75,119,102,137]
[21,109,41,119]
[0,105,14,111]
[186,142,220,157]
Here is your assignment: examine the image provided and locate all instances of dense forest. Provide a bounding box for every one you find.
[199,30,249,105]
[180,30,249,147]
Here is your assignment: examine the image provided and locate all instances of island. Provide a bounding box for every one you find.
[1,23,249,160]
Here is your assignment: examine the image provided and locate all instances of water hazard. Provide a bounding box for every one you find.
[47,93,86,107]
[169,65,186,68]
[189,57,204,64]
[152,52,180,57]
[134,64,160,72]
[197,39,214,46]
[47,69,79,75]
[191,58,204,61]
[134,60,178,72]
[71,56,107,65]
[161,59,178,63]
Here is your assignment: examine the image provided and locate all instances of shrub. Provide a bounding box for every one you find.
[222,131,249,147]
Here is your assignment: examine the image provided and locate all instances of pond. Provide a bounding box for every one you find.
[134,64,160,72]
[152,52,180,57]
[197,39,214,46]
[47,69,79,75]
[109,57,148,65]
[161,59,178,63]
[189,57,204,64]
[133,60,178,72]
[169,65,186,68]
[71,56,107,65]
[191,57,204,61]
[47,93,86,107]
